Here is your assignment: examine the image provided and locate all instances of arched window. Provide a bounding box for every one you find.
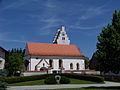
[70,63,73,69]
[76,63,79,70]
[49,59,53,67]
[62,37,65,40]
[59,59,62,68]
[43,63,45,67]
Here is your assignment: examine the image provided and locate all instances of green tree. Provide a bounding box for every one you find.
[0,69,7,90]
[96,10,120,74]
[5,48,24,76]
[89,51,98,70]
[5,53,23,76]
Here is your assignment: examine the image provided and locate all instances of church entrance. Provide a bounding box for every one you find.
[52,70,62,74]
[52,70,57,74]
[40,67,48,71]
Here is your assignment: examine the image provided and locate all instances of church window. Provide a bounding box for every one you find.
[76,63,79,70]
[59,59,62,68]
[62,37,65,40]
[62,32,65,36]
[49,59,53,67]
[36,57,39,59]
[0,60,2,65]
[70,63,73,69]
[43,63,45,67]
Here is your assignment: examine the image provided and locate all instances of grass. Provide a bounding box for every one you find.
[56,87,120,90]
[8,78,103,86]
[70,78,103,84]
[7,79,45,86]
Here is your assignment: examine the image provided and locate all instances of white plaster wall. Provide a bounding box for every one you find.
[27,56,85,71]
[53,59,59,70]
[63,59,85,70]
[0,48,5,59]
[21,72,47,76]
[55,26,70,45]
[0,48,5,69]
[0,58,5,69]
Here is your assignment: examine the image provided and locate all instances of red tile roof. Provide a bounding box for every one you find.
[27,42,83,57]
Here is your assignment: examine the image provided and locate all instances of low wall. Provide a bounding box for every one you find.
[21,70,100,76]
[21,71,48,76]
[65,70,100,75]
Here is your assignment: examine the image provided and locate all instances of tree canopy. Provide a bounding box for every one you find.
[96,10,120,74]
[5,48,25,76]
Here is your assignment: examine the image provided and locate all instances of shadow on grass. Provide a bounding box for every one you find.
[84,86,120,89]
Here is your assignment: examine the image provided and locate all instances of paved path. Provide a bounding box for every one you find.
[8,81,120,90]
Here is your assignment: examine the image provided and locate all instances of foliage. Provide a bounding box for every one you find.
[0,73,104,84]
[89,51,98,70]
[5,48,25,76]
[61,73,104,83]
[44,75,70,84]
[0,69,7,90]
[60,76,70,84]
[1,74,49,84]
[8,78,101,86]
[96,10,120,74]
[44,75,57,84]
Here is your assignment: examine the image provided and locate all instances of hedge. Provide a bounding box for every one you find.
[0,73,104,84]
[44,75,70,84]
[60,73,104,83]
[1,74,49,84]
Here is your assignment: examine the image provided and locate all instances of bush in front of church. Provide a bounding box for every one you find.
[44,75,57,84]
[60,76,70,84]
[61,73,104,83]
[44,75,70,84]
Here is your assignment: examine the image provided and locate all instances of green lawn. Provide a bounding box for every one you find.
[8,78,103,86]
[70,79,103,84]
[56,87,120,90]
[8,79,45,86]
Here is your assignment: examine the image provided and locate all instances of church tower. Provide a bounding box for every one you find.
[53,26,70,45]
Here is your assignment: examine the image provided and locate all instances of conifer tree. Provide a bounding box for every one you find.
[96,10,120,74]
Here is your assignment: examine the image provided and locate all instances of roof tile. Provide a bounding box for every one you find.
[27,42,83,57]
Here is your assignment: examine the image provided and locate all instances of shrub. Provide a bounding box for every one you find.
[0,73,104,84]
[60,73,104,83]
[1,74,50,84]
[60,76,70,84]
[44,75,70,84]
[0,69,7,90]
[44,75,57,84]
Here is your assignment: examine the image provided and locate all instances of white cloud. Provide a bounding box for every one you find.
[40,18,63,35]
[45,0,56,8]
[0,32,26,43]
[0,39,26,43]
[79,5,108,20]
[0,0,30,11]
[70,23,107,30]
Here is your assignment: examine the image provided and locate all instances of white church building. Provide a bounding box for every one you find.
[23,26,85,76]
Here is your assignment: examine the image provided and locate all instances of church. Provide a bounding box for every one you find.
[23,26,85,75]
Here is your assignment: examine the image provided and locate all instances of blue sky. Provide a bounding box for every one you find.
[0,0,120,58]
